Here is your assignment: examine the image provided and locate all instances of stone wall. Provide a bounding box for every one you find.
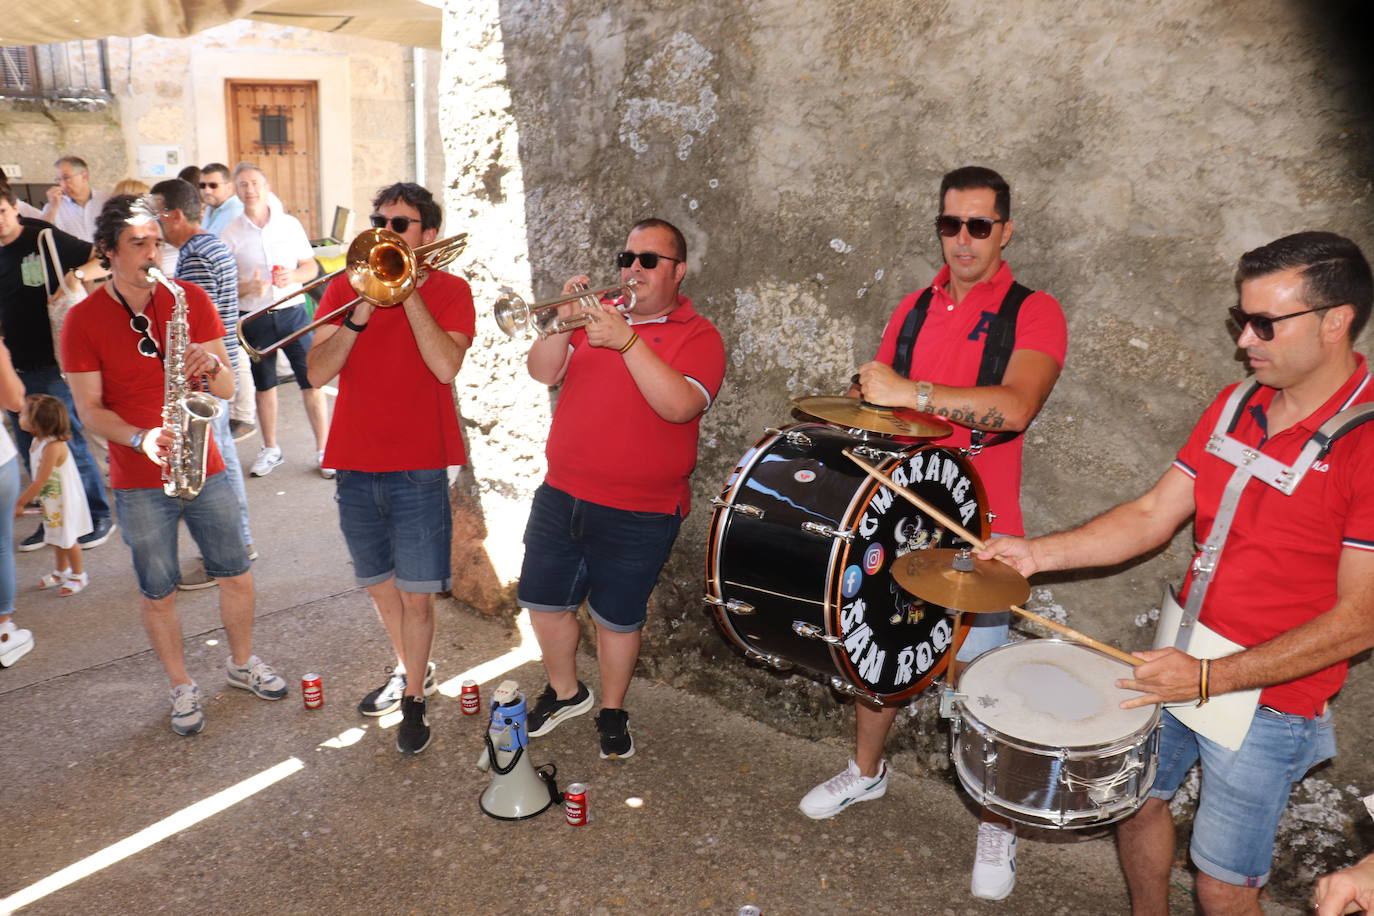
[441,0,1374,897]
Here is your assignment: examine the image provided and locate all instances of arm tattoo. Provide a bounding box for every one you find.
[934,404,1006,430]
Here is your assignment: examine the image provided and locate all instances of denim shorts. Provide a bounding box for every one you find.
[1148,706,1336,886]
[114,472,251,599]
[240,306,313,391]
[956,611,1010,662]
[518,483,682,633]
[335,468,452,593]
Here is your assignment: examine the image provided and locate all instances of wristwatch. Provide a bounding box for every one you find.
[129,429,146,450]
[73,268,86,281]
[914,380,934,413]
[342,315,368,333]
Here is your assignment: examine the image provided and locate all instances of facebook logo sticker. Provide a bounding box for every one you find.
[841,565,863,598]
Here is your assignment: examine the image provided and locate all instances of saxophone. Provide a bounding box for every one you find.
[144,267,223,499]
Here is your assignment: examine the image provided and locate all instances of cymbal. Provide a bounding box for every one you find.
[791,396,952,439]
[891,548,1031,613]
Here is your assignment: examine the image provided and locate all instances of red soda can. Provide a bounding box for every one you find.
[564,782,588,826]
[460,680,480,715]
[302,673,324,709]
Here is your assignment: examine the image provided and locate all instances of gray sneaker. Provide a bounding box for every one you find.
[170,683,205,736]
[177,559,218,591]
[226,655,288,699]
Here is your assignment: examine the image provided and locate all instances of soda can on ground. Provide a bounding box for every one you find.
[460,679,480,715]
[564,782,588,826]
[302,674,324,709]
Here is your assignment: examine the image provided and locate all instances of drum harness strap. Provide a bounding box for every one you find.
[889,281,1035,456]
[1175,371,1374,653]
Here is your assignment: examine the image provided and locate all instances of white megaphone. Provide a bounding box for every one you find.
[477,680,559,820]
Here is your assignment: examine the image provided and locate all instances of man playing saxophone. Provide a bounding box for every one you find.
[63,195,287,736]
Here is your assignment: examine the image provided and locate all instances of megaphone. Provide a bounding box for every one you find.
[478,680,560,820]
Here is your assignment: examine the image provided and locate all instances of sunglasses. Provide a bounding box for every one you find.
[129,314,160,358]
[1227,304,1338,341]
[934,215,1006,239]
[616,250,682,270]
[198,181,221,190]
[370,215,418,233]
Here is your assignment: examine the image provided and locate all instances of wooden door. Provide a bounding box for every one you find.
[225,80,321,236]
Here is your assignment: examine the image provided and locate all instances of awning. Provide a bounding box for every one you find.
[0,0,442,49]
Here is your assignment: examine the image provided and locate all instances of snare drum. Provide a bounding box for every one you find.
[950,639,1160,829]
[704,422,988,704]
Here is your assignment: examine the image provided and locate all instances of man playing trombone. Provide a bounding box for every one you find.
[518,218,725,759]
[306,182,474,756]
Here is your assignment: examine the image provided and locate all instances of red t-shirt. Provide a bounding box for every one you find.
[874,262,1067,535]
[1173,357,1374,716]
[61,281,227,489]
[544,297,726,515]
[319,270,475,471]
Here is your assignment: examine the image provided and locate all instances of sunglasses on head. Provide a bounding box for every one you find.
[934,215,1006,239]
[129,314,160,358]
[198,181,220,190]
[616,250,682,270]
[370,215,418,233]
[1227,304,1338,341]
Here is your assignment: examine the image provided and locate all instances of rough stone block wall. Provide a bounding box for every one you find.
[441,0,1374,897]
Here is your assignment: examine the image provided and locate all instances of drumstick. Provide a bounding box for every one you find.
[842,449,1143,668]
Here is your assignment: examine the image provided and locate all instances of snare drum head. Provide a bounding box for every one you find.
[957,640,1156,748]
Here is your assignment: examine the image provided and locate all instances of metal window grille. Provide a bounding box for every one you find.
[0,40,110,99]
[256,107,292,148]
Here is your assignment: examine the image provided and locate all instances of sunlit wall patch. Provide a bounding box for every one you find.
[863,542,885,574]
[841,564,863,598]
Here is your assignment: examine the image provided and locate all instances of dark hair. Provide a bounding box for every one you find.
[0,181,16,207]
[371,182,442,232]
[24,393,71,441]
[1236,231,1373,341]
[202,162,231,181]
[151,178,203,223]
[939,166,1011,221]
[177,165,202,186]
[629,218,687,262]
[54,156,89,174]
[94,194,158,269]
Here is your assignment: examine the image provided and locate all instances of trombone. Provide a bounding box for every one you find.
[494,279,638,338]
[236,228,468,360]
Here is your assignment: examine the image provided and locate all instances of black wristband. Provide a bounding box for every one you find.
[342,315,368,333]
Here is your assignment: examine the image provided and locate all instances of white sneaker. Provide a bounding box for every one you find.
[170,682,205,736]
[798,759,888,819]
[250,446,283,477]
[226,654,288,699]
[0,620,34,667]
[970,821,1017,900]
[317,450,335,479]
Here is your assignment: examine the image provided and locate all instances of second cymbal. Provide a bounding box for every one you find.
[891,548,1031,613]
[792,396,952,439]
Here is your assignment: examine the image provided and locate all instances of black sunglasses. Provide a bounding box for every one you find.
[616,250,682,270]
[198,181,221,190]
[370,215,418,233]
[935,215,1006,240]
[1227,304,1338,342]
[129,314,160,358]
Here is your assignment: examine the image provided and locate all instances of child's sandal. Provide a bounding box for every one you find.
[59,571,88,596]
[38,570,66,589]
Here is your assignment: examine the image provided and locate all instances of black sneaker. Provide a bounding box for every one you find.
[357,662,437,717]
[595,708,634,759]
[396,696,432,755]
[17,525,44,552]
[78,517,116,549]
[526,681,594,737]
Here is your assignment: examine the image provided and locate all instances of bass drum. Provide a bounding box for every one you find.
[705,422,989,704]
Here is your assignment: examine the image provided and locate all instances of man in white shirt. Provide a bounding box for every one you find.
[219,163,329,478]
[39,157,109,243]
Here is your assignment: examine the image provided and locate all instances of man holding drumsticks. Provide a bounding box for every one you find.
[982,232,1374,916]
[798,166,1067,903]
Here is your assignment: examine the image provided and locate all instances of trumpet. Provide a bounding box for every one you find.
[236,228,468,360]
[494,279,638,338]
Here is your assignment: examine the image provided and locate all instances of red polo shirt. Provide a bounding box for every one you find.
[61,281,227,489]
[1173,356,1374,715]
[874,262,1067,535]
[318,271,476,471]
[544,296,725,515]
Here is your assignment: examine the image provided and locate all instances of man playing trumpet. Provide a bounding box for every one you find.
[518,218,726,759]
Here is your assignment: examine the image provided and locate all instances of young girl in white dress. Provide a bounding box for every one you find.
[16,394,93,596]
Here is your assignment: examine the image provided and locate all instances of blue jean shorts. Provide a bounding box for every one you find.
[335,468,452,593]
[240,305,313,391]
[517,483,682,633]
[114,472,251,599]
[1148,706,1336,887]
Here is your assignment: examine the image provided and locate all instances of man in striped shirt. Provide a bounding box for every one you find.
[151,179,256,587]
